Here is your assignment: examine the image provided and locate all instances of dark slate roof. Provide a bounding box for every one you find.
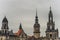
[2,16,8,22]
[9,34,18,37]
[0,30,17,37]
[9,30,18,37]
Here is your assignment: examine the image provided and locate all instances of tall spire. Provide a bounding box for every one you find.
[49,6,53,16]
[35,9,38,23]
[36,8,37,17]
[33,9,40,38]
[46,6,58,39]
[49,6,52,14]
[19,23,22,29]
[49,7,53,22]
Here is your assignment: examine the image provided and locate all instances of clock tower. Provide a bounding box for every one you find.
[46,7,58,40]
[33,9,40,38]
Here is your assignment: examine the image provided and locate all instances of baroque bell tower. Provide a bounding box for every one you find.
[46,7,58,40]
[1,16,9,35]
[33,9,40,38]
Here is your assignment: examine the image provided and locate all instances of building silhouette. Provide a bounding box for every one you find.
[0,7,60,40]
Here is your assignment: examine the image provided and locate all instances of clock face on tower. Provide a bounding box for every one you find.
[36,27,38,30]
[50,25,52,29]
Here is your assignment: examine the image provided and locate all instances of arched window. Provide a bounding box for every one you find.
[50,34,52,38]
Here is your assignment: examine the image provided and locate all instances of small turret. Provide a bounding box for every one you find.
[2,16,8,23]
[19,23,22,30]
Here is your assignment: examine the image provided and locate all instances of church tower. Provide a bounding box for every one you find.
[46,7,58,40]
[33,10,40,38]
[1,16,9,35]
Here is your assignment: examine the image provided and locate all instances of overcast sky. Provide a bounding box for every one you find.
[0,0,60,37]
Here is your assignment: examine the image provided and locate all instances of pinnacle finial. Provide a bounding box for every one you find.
[49,6,52,14]
[4,16,6,18]
[36,8,38,18]
[36,8,37,16]
[35,8,38,23]
[19,23,22,29]
[50,6,51,11]
[4,16,6,19]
